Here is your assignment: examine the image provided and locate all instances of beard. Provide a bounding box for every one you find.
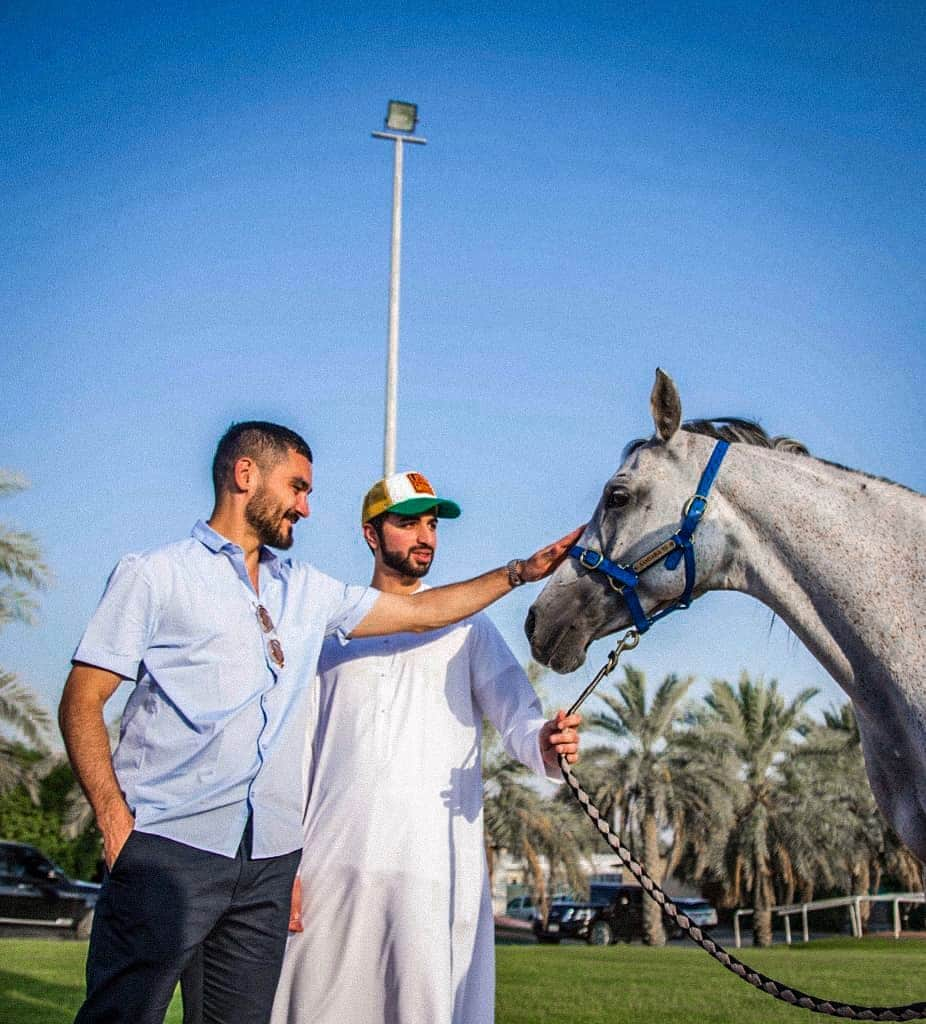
[379,542,433,579]
[245,484,297,550]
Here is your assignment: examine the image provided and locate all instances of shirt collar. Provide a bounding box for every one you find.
[191,520,287,580]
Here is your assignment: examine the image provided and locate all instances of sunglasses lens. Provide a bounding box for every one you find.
[256,605,284,668]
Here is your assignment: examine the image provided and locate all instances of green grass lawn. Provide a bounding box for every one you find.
[2,936,925,1023]
[0,939,182,1024]
[497,938,926,1024]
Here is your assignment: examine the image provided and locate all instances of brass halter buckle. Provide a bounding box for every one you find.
[682,493,708,517]
[579,549,603,570]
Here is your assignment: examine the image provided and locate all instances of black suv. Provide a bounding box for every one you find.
[0,840,100,938]
[534,885,641,944]
[534,885,718,945]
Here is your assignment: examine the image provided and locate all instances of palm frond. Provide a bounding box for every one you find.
[0,670,52,749]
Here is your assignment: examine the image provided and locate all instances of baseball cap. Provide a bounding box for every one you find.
[361,471,462,524]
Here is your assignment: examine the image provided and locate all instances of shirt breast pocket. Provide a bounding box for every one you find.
[158,599,255,663]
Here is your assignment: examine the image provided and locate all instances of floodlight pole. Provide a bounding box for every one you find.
[372,127,426,476]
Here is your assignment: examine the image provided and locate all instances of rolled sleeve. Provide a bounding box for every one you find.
[325,583,380,642]
[73,555,160,681]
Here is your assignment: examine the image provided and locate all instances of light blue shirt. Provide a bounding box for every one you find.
[73,520,378,858]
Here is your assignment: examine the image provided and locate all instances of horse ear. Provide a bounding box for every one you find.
[650,368,682,441]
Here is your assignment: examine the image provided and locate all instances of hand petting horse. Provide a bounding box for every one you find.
[527,368,926,863]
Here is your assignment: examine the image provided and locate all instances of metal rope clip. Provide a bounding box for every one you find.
[566,628,640,717]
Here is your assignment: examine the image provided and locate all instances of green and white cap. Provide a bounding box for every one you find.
[361,471,461,525]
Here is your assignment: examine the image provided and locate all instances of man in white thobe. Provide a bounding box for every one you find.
[269,471,581,1024]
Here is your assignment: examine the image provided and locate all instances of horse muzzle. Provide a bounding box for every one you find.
[525,600,593,673]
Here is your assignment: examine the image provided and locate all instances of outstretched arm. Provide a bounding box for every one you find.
[351,525,583,638]
[59,663,134,869]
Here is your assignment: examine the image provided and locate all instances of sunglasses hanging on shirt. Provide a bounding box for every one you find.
[256,604,285,669]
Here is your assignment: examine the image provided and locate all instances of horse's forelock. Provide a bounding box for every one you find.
[620,438,648,462]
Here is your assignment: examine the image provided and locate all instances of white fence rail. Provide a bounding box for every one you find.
[732,891,926,947]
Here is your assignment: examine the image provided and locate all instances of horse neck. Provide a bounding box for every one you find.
[713,446,926,705]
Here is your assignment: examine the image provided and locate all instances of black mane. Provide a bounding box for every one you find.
[622,417,810,460]
[681,417,810,455]
[624,417,918,495]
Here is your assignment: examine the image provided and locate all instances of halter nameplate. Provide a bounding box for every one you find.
[633,538,678,573]
[570,439,728,634]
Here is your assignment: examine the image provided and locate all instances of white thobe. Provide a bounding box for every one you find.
[269,609,557,1024]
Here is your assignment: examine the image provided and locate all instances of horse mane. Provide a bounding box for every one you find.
[623,418,918,494]
[681,417,810,455]
[623,417,810,458]
[682,418,919,495]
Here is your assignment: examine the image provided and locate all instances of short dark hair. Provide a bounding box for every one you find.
[364,510,388,554]
[212,421,313,494]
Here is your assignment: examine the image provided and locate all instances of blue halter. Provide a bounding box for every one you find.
[569,440,729,635]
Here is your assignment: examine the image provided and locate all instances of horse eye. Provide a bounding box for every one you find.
[607,490,631,510]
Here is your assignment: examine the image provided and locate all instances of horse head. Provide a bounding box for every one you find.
[526,369,733,673]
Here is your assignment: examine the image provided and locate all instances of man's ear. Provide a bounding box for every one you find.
[233,457,259,494]
[362,521,379,551]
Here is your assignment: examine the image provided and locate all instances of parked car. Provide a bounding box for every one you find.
[533,885,718,945]
[505,894,537,920]
[533,896,606,943]
[505,892,577,922]
[0,840,100,938]
[672,897,719,932]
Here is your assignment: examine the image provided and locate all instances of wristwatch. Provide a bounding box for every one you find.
[506,559,525,587]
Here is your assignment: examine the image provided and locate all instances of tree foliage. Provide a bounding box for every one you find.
[0,746,101,880]
[0,470,54,793]
[679,673,818,946]
[482,679,595,921]
[581,665,702,945]
[0,470,50,627]
[495,663,917,948]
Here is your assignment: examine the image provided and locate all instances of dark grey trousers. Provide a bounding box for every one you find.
[74,826,300,1024]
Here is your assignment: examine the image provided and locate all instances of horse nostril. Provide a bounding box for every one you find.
[525,608,536,640]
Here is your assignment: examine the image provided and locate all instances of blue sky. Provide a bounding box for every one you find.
[1,2,923,734]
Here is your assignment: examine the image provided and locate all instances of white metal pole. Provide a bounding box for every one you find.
[372,124,425,476]
[383,136,404,476]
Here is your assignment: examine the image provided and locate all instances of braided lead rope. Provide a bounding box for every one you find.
[559,639,926,1021]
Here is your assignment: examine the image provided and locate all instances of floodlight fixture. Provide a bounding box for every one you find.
[385,100,418,132]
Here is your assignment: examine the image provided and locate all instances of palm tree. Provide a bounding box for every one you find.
[0,673,55,796]
[483,728,592,922]
[482,661,593,921]
[686,673,818,946]
[795,703,922,927]
[484,754,550,917]
[0,470,53,791]
[582,664,704,945]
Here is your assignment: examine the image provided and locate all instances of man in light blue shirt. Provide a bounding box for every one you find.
[59,421,580,1024]
[72,518,377,860]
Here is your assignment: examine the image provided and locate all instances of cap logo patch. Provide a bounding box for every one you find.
[406,472,434,496]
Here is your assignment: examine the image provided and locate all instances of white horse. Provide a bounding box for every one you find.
[527,369,926,862]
